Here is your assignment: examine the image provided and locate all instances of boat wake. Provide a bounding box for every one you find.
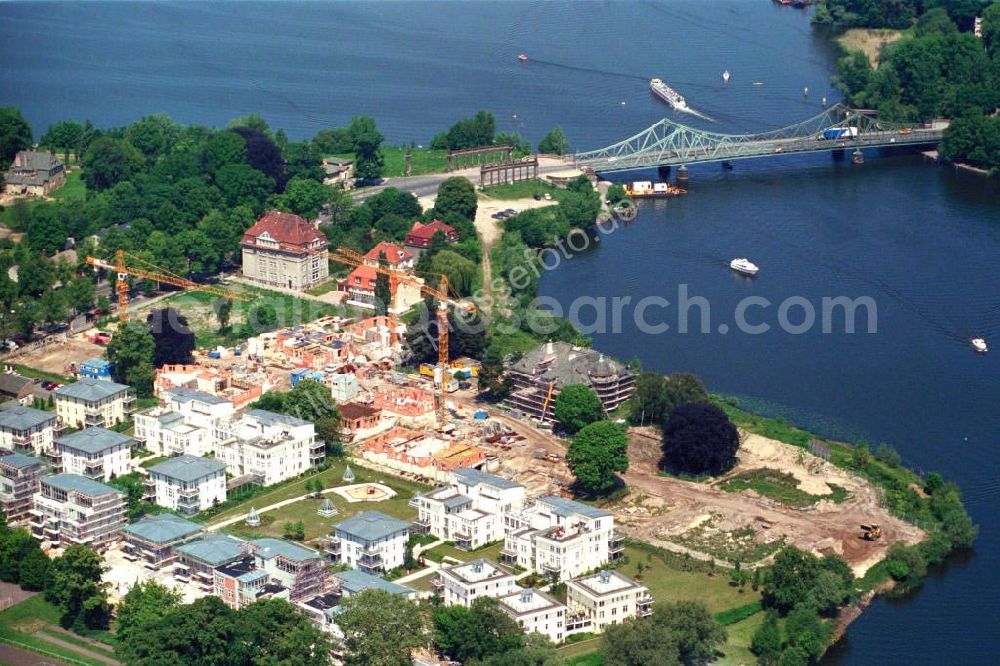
[677,106,715,123]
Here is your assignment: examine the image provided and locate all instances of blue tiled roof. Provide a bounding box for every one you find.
[245,409,311,427]
[538,496,612,519]
[0,452,43,469]
[80,358,112,370]
[333,511,410,542]
[123,513,201,544]
[335,570,415,596]
[56,427,131,454]
[453,467,522,490]
[148,455,226,482]
[251,538,322,563]
[43,473,120,497]
[164,387,228,406]
[0,405,56,431]
[176,534,246,565]
[53,378,130,402]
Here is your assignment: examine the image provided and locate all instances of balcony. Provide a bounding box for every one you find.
[609,531,626,555]
[431,575,444,590]
[408,495,424,509]
[82,461,105,478]
[637,593,654,616]
[498,547,518,564]
[322,537,342,558]
[84,412,105,427]
[411,517,431,535]
[453,532,473,551]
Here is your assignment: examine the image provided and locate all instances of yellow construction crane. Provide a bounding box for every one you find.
[540,380,557,422]
[329,246,472,362]
[86,250,248,321]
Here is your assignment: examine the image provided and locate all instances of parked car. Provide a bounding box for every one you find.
[42,381,57,391]
[458,381,472,390]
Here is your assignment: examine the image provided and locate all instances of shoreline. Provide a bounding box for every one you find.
[922,150,991,176]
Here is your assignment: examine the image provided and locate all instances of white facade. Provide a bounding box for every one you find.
[502,496,619,581]
[134,409,214,457]
[414,467,526,550]
[327,511,410,575]
[0,406,58,456]
[438,559,518,608]
[496,588,567,644]
[53,379,135,430]
[55,428,132,482]
[566,570,653,634]
[145,455,227,515]
[215,409,323,486]
[162,388,236,429]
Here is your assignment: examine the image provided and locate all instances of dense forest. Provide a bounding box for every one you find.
[820,0,1000,172]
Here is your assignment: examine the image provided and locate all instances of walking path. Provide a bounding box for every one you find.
[30,631,119,666]
[395,562,442,584]
[206,488,339,531]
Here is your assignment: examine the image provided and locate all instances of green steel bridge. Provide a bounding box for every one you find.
[574,104,945,173]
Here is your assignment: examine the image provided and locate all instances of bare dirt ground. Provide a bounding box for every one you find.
[615,428,922,575]
[837,28,903,68]
[12,335,106,376]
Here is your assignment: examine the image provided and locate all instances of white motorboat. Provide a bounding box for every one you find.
[971,337,988,353]
[730,258,759,276]
[722,69,730,83]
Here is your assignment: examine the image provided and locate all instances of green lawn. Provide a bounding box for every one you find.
[10,363,74,384]
[716,612,767,666]
[139,456,169,469]
[559,637,603,660]
[721,469,850,507]
[616,545,760,614]
[422,540,504,565]
[305,279,342,297]
[204,459,429,527]
[38,628,117,658]
[479,180,563,200]
[0,594,112,666]
[330,146,450,178]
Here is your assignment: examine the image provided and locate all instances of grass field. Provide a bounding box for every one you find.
[421,540,504,565]
[616,545,760,614]
[716,612,767,665]
[9,363,74,384]
[138,284,345,348]
[479,180,563,200]
[330,146,449,178]
[304,280,343,297]
[0,594,113,666]
[721,469,850,507]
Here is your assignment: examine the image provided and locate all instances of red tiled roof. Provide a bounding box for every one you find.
[405,220,457,244]
[343,265,378,291]
[363,242,413,266]
[241,211,325,252]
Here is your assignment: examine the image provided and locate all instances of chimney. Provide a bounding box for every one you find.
[473,561,483,574]
[520,589,532,604]
[599,570,611,584]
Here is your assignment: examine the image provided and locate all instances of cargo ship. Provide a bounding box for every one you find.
[649,78,688,111]
[625,181,687,198]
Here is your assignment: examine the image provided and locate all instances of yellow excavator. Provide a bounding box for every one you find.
[860,523,882,541]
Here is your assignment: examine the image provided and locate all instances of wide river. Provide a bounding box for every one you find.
[2,1,997,663]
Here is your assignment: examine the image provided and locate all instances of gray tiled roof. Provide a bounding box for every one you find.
[251,537,322,563]
[510,341,631,387]
[56,427,132,454]
[43,473,120,497]
[54,378,131,402]
[0,405,56,430]
[538,496,612,519]
[0,452,43,469]
[453,467,522,490]
[148,455,226,482]
[335,570,414,597]
[176,533,246,565]
[123,513,201,544]
[245,409,311,427]
[333,511,410,542]
[4,151,62,186]
[0,374,36,396]
[164,387,228,406]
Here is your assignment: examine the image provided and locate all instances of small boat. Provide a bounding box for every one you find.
[650,77,689,111]
[518,54,528,62]
[730,258,759,276]
[971,337,988,353]
[752,81,764,86]
[722,69,730,83]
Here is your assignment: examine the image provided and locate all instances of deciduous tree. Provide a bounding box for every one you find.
[567,421,629,494]
[660,402,738,476]
[538,126,570,155]
[82,136,144,191]
[106,321,155,398]
[350,116,385,181]
[46,545,111,630]
[0,107,32,168]
[434,176,477,222]
[336,589,427,666]
[553,384,603,434]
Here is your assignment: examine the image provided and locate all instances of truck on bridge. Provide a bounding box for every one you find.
[820,127,859,140]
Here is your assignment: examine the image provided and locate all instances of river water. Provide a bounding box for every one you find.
[2,1,997,663]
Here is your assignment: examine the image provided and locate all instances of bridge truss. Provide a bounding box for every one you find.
[574,104,941,172]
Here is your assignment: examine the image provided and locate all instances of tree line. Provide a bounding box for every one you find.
[826,1,1000,172]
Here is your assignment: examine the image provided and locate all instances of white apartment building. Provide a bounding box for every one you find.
[496,588,567,644]
[0,452,45,523]
[162,388,235,429]
[326,511,410,575]
[30,473,127,550]
[502,496,622,581]
[145,454,227,515]
[437,558,518,608]
[134,408,214,458]
[566,569,653,634]
[53,378,135,430]
[215,409,324,486]
[413,467,526,550]
[0,406,58,456]
[54,428,132,481]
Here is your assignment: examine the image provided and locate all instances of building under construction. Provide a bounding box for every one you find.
[505,342,636,422]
